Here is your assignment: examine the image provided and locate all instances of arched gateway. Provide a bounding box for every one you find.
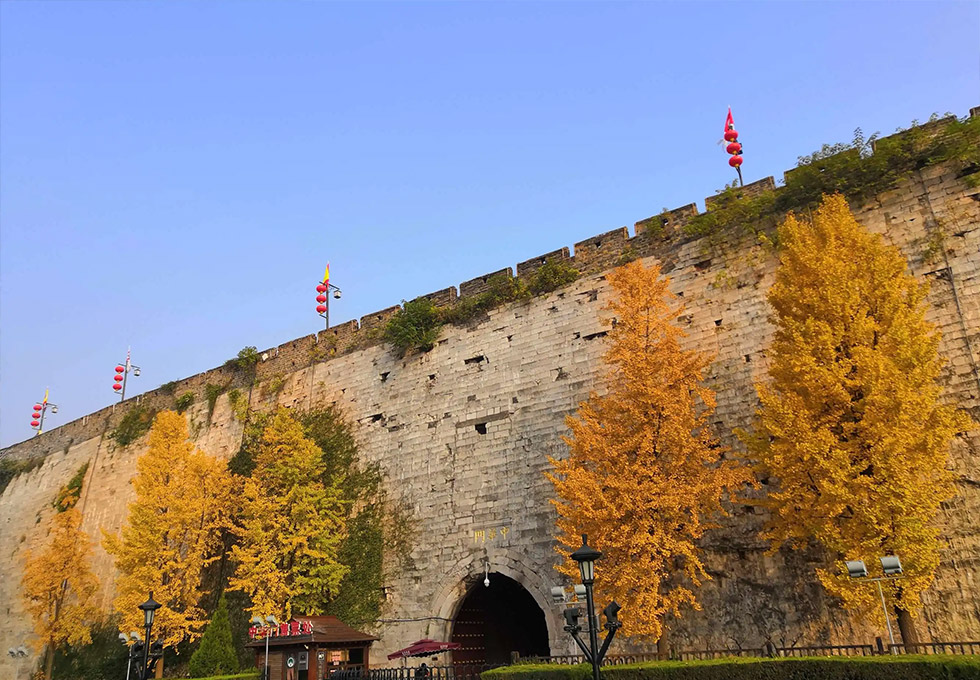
[450,573,550,665]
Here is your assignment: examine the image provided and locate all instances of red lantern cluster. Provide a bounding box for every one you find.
[725,107,743,169]
[113,365,125,392]
[315,283,328,315]
[31,403,42,429]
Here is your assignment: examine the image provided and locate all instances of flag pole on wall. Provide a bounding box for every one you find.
[724,107,744,186]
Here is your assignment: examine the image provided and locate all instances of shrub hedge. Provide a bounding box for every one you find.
[482,656,980,680]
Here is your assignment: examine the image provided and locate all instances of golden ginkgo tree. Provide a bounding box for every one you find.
[22,474,99,680]
[229,409,349,620]
[548,260,748,646]
[742,194,969,644]
[104,410,233,651]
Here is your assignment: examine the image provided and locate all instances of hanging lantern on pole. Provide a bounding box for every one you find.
[724,107,744,186]
[111,349,140,400]
[315,263,340,331]
[31,390,58,434]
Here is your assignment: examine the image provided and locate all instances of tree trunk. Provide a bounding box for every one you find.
[155,656,165,678]
[44,644,54,680]
[657,623,669,660]
[895,606,921,647]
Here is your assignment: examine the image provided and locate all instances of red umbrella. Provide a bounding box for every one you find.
[387,639,461,660]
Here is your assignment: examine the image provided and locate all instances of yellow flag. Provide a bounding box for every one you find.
[323,263,330,284]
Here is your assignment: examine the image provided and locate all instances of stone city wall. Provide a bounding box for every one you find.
[1,114,979,675]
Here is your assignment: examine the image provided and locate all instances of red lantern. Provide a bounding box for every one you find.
[316,295,327,303]
[115,365,125,373]
[726,142,742,155]
[33,404,42,410]
[316,284,327,293]
[113,383,123,391]
[729,155,743,167]
[32,411,41,418]
[724,129,739,142]
[114,374,125,381]
[316,304,327,314]
[31,420,40,427]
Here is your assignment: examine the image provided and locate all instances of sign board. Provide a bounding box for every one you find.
[248,620,314,640]
[287,656,296,669]
[299,651,308,670]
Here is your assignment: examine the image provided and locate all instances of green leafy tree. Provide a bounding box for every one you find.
[384,298,444,355]
[742,194,969,644]
[51,615,128,680]
[188,594,239,678]
[229,410,350,620]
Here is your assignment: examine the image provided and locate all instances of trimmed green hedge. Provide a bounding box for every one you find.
[182,673,258,680]
[483,656,980,680]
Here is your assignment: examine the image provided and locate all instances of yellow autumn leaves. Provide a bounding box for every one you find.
[548,259,749,642]
[745,195,968,624]
[22,504,99,679]
[102,408,350,649]
[228,411,349,621]
[550,194,967,642]
[103,411,233,648]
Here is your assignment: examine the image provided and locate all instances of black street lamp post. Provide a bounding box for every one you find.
[137,593,161,680]
[565,535,622,680]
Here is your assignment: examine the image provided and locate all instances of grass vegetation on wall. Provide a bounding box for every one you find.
[225,346,260,374]
[687,115,980,243]
[109,405,156,447]
[384,259,580,354]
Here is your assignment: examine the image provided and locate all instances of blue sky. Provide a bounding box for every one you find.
[1,1,977,447]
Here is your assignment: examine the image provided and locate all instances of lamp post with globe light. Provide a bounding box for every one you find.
[251,614,280,680]
[7,646,29,680]
[315,265,342,330]
[29,391,58,435]
[119,630,143,680]
[112,349,141,401]
[846,555,906,652]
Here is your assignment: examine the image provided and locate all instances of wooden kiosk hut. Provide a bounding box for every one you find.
[247,616,377,680]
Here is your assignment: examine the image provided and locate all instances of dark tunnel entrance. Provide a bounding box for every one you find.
[450,573,550,665]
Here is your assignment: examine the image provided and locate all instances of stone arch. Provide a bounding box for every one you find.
[429,550,568,661]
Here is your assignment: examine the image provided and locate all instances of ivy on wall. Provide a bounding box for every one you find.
[53,462,90,512]
[176,391,196,414]
[205,383,226,420]
[0,456,45,496]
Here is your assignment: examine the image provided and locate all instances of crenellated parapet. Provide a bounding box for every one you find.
[3,107,978,460]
